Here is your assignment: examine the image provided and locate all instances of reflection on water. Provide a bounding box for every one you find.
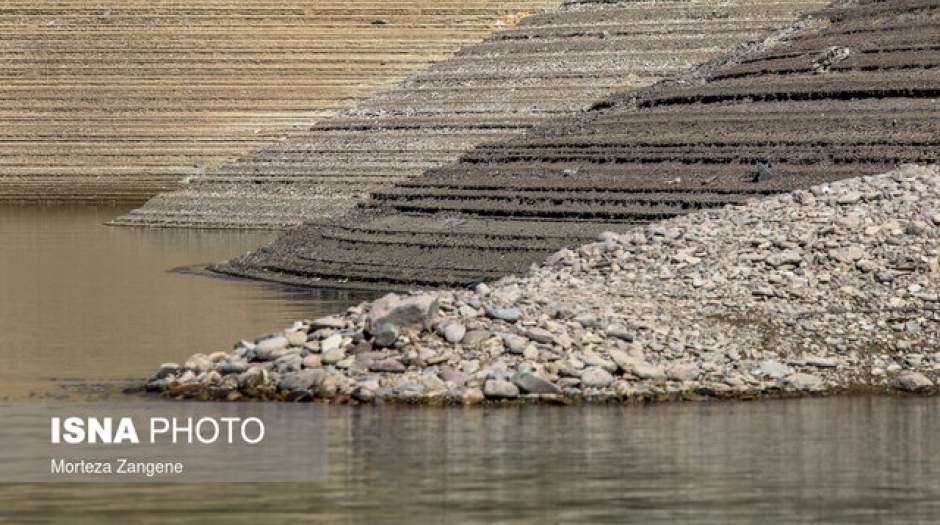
[1,398,939,524]
[0,204,374,400]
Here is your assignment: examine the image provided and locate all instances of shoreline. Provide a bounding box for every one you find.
[144,165,940,407]
[137,383,939,407]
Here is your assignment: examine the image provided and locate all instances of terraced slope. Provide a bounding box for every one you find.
[0,0,557,201]
[115,0,823,227]
[222,0,940,290]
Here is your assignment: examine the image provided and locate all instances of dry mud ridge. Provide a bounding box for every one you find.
[114,0,824,226]
[223,0,940,291]
[0,0,558,201]
[145,165,940,405]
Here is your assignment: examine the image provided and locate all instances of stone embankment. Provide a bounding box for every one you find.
[146,165,940,404]
[0,0,558,201]
[221,0,940,289]
[114,0,823,226]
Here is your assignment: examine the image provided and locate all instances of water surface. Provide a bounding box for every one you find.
[0,204,373,400]
[1,399,939,524]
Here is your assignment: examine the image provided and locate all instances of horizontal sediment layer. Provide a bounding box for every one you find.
[226,0,940,290]
[143,166,940,405]
[0,0,560,201]
[115,0,825,225]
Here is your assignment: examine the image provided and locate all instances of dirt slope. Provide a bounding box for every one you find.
[0,0,558,201]
[223,0,940,290]
[114,0,823,226]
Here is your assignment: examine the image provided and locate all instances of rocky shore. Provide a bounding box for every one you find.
[146,165,940,404]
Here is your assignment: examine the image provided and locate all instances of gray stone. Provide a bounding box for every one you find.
[302,354,322,369]
[369,359,406,373]
[483,379,520,399]
[278,369,325,391]
[766,250,802,267]
[609,350,665,380]
[216,360,247,375]
[525,327,556,344]
[462,387,485,404]
[256,336,289,353]
[805,356,837,368]
[581,367,614,388]
[274,354,303,373]
[438,367,469,386]
[503,334,529,354]
[321,347,346,365]
[786,373,823,390]
[184,354,213,373]
[666,362,701,381]
[151,363,180,380]
[462,329,492,348]
[605,325,635,342]
[320,334,343,353]
[440,322,467,344]
[512,372,561,394]
[892,372,933,392]
[286,330,308,347]
[311,316,346,330]
[485,306,521,322]
[368,293,440,333]
[759,360,793,380]
[371,323,399,348]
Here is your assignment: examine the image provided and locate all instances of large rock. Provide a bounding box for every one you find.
[609,350,666,380]
[512,372,561,394]
[525,327,556,345]
[370,293,439,329]
[485,306,521,322]
[891,372,933,392]
[581,367,614,388]
[484,379,520,399]
[311,316,346,330]
[785,372,824,391]
[438,321,467,344]
[759,360,793,380]
[278,369,326,392]
[256,335,289,352]
[503,334,529,354]
[666,362,702,382]
[369,358,406,373]
[367,293,439,347]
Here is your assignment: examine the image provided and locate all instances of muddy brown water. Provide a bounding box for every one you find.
[0,204,374,401]
[2,205,940,523]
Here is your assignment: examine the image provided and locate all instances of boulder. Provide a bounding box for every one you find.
[892,372,933,392]
[512,372,561,394]
[483,380,520,399]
